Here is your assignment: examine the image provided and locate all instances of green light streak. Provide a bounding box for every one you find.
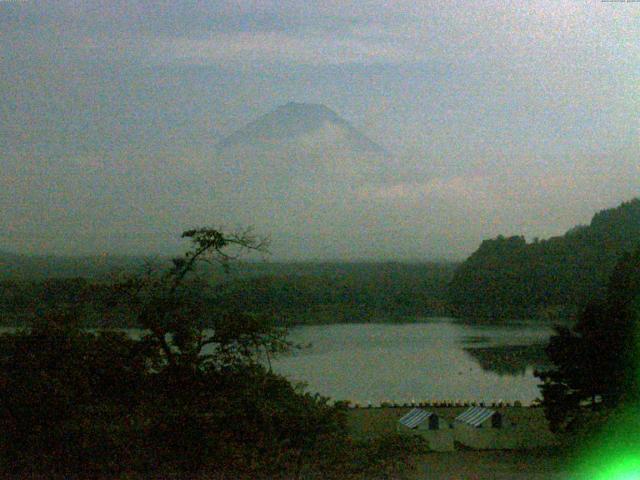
[594,456,640,480]
[571,401,640,479]
[569,254,640,479]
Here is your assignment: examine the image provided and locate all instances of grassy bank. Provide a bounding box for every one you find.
[347,406,570,479]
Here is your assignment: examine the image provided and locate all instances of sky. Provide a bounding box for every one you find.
[1,0,638,260]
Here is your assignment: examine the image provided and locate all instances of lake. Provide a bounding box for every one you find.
[0,318,555,405]
[270,318,555,405]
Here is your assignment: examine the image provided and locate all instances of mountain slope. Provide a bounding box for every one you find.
[213,102,393,186]
[217,102,389,155]
[448,198,640,321]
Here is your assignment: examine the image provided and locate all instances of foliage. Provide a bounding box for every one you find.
[0,319,151,477]
[536,247,640,434]
[0,227,427,479]
[449,198,640,321]
[0,261,456,327]
[209,261,454,325]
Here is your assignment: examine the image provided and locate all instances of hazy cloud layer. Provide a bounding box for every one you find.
[1,1,638,259]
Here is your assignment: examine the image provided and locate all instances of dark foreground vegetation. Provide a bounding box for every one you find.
[0,217,638,477]
[0,228,426,479]
[449,198,640,321]
[538,246,640,430]
[536,246,640,475]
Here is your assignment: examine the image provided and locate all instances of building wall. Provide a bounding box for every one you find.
[417,429,455,452]
[454,424,505,449]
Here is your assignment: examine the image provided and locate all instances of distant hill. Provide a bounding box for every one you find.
[448,198,640,321]
[0,253,153,281]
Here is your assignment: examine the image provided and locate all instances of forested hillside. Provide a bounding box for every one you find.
[0,262,457,326]
[448,198,640,321]
[210,262,455,324]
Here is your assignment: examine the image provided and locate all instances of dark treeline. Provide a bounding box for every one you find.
[0,262,457,327]
[5,199,639,328]
[213,262,455,324]
[448,198,640,321]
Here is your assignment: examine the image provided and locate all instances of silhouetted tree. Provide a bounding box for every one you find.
[537,247,640,433]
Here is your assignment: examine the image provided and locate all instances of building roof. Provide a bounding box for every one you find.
[455,407,497,427]
[398,408,435,429]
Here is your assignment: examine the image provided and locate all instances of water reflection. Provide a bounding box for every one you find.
[464,344,551,376]
[271,319,554,403]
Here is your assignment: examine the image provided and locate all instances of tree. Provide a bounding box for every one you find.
[449,198,640,321]
[0,226,427,479]
[0,227,299,477]
[108,227,289,370]
[537,247,640,433]
[0,313,151,476]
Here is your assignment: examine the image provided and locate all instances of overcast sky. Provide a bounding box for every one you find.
[1,1,638,259]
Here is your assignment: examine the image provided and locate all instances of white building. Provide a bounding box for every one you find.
[397,408,454,452]
[453,406,506,449]
[453,406,556,450]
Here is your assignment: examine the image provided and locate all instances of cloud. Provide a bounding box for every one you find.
[1,0,638,258]
[153,1,636,70]
[5,1,638,68]
[356,176,494,203]
[358,164,640,207]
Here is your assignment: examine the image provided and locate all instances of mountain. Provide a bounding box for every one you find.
[448,198,640,321]
[217,102,389,155]
[213,102,393,185]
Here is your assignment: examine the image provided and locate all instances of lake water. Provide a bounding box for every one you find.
[270,318,555,405]
[0,318,555,405]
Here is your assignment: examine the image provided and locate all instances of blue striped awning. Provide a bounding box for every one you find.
[398,408,433,429]
[454,407,496,427]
